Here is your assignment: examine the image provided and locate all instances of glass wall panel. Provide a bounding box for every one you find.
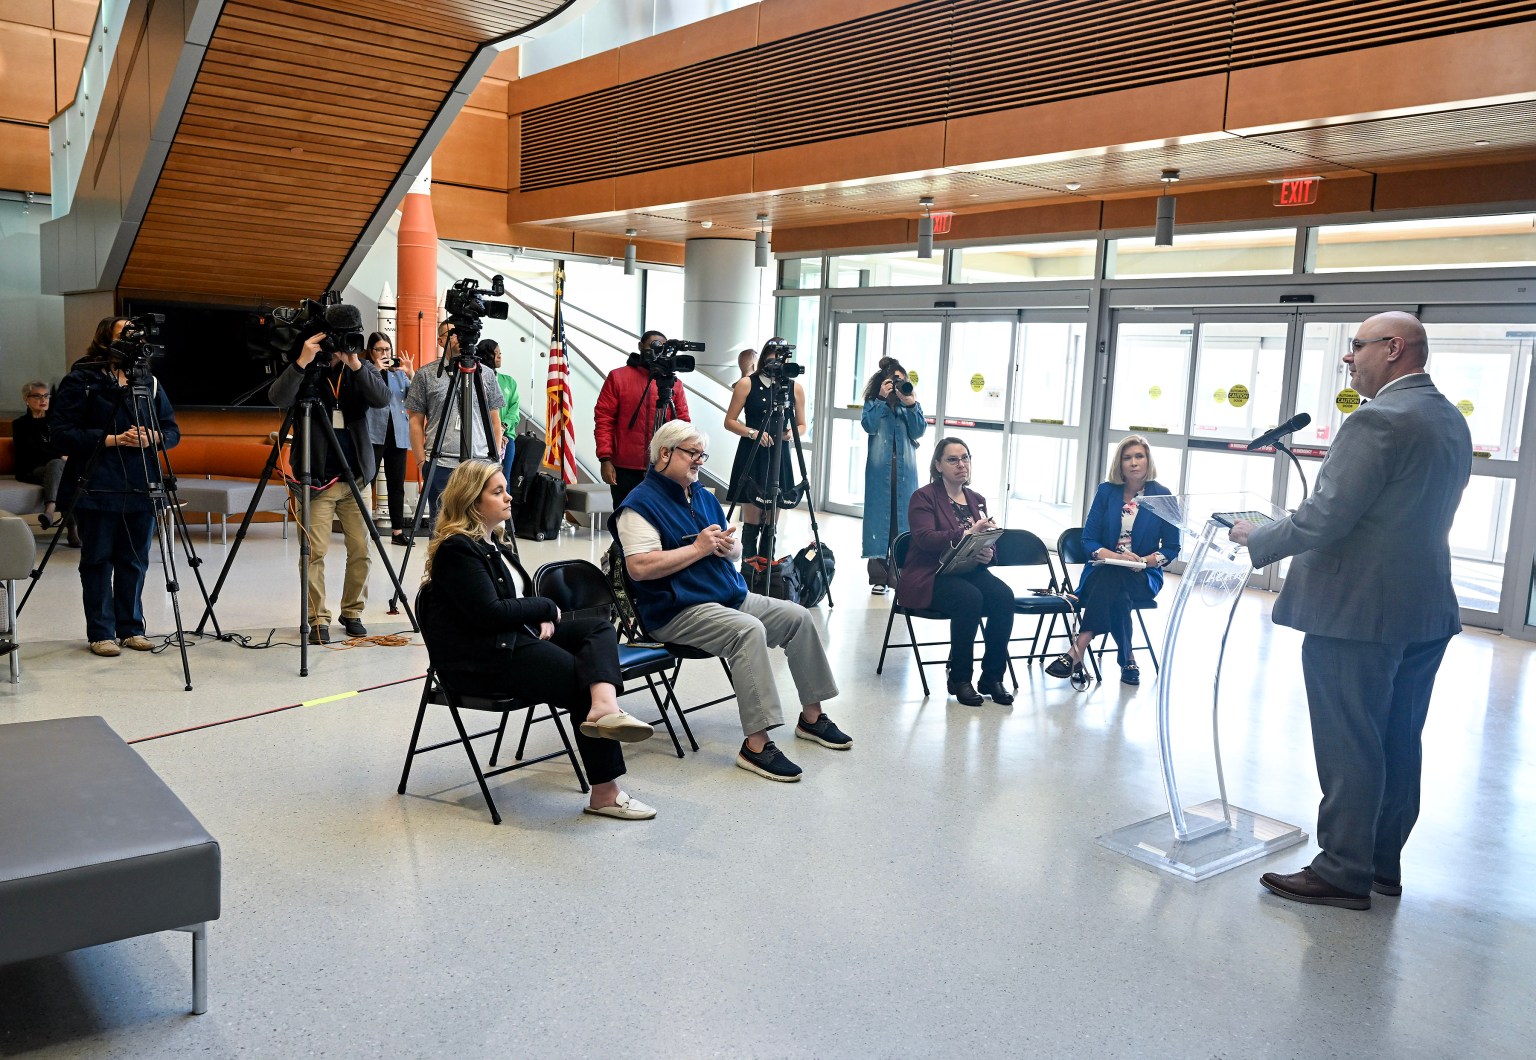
[833,320,885,409]
[643,268,685,340]
[826,417,869,507]
[565,260,643,350]
[1312,213,1536,273]
[829,251,946,287]
[954,240,1095,283]
[1422,324,1532,462]
[1109,323,1193,434]
[1296,322,1356,450]
[1005,435,1079,542]
[1189,321,1287,443]
[1012,322,1087,426]
[1449,476,1515,614]
[1185,450,1274,500]
[1108,229,1295,278]
[886,322,942,404]
[780,257,824,290]
[775,295,821,429]
[944,321,1011,423]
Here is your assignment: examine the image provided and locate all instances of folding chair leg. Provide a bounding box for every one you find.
[645,672,685,758]
[488,711,512,765]
[669,661,700,752]
[1137,610,1160,672]
[876,606,898,674]
[448,705,502,825]
[546,705,589,793]
[396,694,431,794]
[514,705,535,760]
[904,614,930,695]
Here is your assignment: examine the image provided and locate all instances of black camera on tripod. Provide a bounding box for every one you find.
[444,276,508,362]
[630,338,704,378]
[759,341,804,381]
[272,293,365,367]
[109,313,167,365]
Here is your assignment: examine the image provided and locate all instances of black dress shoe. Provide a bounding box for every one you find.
[978,676,1014,705]
[342,616,368,637]
[1045,653,1076,679]
[307,625,330,645]
[1120,662,1140,685]
[947,678,984,707]
[1260,866,1371,910]
[1372,876,1402,897]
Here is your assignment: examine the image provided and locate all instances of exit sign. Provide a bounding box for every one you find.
[1275,178,1320,207]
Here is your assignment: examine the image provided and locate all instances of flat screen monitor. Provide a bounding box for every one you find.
[119,299,280,408]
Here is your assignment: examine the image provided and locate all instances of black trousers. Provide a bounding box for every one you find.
[609,466,647,507]
[929,568,1014,682]
[1076,565,1155,664]
[373,439,408,530]
[445,617,628,786]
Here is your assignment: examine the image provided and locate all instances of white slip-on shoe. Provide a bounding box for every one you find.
[579,710,655,743]
[582,792,657,820]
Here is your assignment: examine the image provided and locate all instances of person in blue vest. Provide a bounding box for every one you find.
[613,420,851,782]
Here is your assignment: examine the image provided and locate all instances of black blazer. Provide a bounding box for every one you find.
[421,534,558,678]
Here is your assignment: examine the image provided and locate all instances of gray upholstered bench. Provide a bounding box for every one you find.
[0,509,37,682]
[175,478,289,544]
[565,482,614,533]
[0,716,221,1014]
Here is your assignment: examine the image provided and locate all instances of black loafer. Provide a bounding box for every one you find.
[947,678,984,707]
[1045,653,1076,679]
[1260,867,1371,910]
[978,676,1014,705]
[1120,662,1140,685]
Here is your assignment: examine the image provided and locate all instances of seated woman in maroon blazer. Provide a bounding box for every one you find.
[894,437,1014,707]
[420,459,658,820]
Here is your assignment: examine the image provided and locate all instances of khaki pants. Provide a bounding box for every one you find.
[293,482,370,625]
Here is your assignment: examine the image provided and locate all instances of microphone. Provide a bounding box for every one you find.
[1246,412,1311,452]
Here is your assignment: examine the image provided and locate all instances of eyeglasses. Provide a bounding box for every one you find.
[1348,336,1396,353]
[370,345,391,352]
[25,393,49,400]
[942,454,971,465]
[674,446,709,463]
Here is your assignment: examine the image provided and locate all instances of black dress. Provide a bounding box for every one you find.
[725,373,799,507]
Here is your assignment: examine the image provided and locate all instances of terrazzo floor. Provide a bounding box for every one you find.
[1,508,1532,1058]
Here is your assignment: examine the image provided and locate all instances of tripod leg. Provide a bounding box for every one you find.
[392,368,466,611]
[788,413,834,607]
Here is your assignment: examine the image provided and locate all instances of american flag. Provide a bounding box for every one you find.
[542,266,578,484]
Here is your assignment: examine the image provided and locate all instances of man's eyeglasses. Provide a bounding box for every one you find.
[1348,336,1396,353]
[675,446,709,463]
[942,454,971,465]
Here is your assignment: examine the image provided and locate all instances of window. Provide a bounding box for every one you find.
[1311,213,1536,272]
[954,240,1095,283]
[829,251,946,287]
[1107,229,1296,278]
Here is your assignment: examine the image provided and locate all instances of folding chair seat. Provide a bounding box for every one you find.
[397,584,588,825]
[1055,527,1160,679]
[532,558,691,758]
[991,528,1081,672]
[875,532,960,696]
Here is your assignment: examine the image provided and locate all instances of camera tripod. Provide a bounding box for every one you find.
[194,365,418,676]
[727,375,833,605]
[388,342,508,611]
[19,359,216,690]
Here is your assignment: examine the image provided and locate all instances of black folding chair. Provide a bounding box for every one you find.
[991,528,1080,674]
[606,522,736,753]
[1055,527,1160,678]
[875,532,955,695]
[398,584,588,825]
[533,558,690,758]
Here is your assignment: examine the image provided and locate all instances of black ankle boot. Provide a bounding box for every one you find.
[978,675,1015,705]
[947,674,984,707]
[741,522,761,559]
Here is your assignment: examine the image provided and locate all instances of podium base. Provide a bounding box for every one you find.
[1098,799,1307,881]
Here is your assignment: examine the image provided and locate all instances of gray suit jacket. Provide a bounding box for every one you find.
[1247,375,1471,644]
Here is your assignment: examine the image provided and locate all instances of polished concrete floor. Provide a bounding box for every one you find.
[1,508,1532,1058]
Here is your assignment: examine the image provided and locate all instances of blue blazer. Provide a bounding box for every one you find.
[1078,480,1179,596]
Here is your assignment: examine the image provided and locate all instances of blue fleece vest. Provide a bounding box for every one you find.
[616,469,748,631]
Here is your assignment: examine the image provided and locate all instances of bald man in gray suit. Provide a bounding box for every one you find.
[1230,312,1472,911]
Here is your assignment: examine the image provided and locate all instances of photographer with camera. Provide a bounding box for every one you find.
[594,330,691,506]
[724,338,807,561]
[861,357,926,593]
[271,329,390,643]
[50,315,181,657]
[406,321,504,522]
[364,332,413,546]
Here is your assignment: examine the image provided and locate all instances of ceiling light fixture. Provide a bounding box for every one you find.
[1065,182,1081,192]
[623,228,637,276]
[754,213,771,268]
[917,196,936,259]
[1155,169,1179,247]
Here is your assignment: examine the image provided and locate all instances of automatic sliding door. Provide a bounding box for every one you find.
[1006,320,1089,541]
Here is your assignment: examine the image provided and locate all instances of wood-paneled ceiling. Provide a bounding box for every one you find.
[526,100,1536,243]
[118,0,574,302]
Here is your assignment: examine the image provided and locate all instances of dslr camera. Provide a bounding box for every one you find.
[444,276,508,363]
[272,293,365,367]
[885,371,914,402]
[759,340,805,381]
[110,313,166,365]
[630,337,704,378]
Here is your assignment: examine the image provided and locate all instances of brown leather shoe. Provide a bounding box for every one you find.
[1260,866,1371,910]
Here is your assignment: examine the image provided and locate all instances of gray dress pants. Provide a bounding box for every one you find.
[654,593,838,737]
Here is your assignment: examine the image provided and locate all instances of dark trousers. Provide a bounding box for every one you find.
[19,459,66,505]
[76,507,155,643]
[929,568,1014,682]
[1076,565,1155,664]
[448,617,628,786]
[609,466,646,508]
[424,463,455,521]
[373,440,408,530]
[1300,633,1451,895]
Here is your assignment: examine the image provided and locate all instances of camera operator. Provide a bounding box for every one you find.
[594,330,691,506]
[50,315,181,657]
[860,357,926,591]
[271,331,390,643]
[724,338,806,560]
[405,322,504,522]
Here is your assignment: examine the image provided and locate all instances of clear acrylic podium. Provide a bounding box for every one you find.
[1097,493,1308,880]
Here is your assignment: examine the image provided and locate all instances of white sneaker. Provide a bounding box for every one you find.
[582,791,657,820]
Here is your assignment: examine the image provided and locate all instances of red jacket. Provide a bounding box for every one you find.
[593,364,691,470]
[895,481,994,611]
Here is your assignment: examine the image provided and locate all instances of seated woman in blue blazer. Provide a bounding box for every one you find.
[420,459,658,820]
[1047,435,1180,685]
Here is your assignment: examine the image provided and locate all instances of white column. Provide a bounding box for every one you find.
[683,237,760,385]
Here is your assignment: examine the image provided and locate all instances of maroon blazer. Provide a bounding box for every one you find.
[894,481,994,610]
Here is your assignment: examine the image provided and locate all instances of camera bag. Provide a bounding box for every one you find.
[505,431,546,505]
[741,554,802,603]
[514,472,566,541]
[792,542,835,607]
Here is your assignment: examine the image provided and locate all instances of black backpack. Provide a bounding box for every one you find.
[505,432,546,505]
[793,542,835,607]
[742,555,802,603]
[514,472,565,540]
